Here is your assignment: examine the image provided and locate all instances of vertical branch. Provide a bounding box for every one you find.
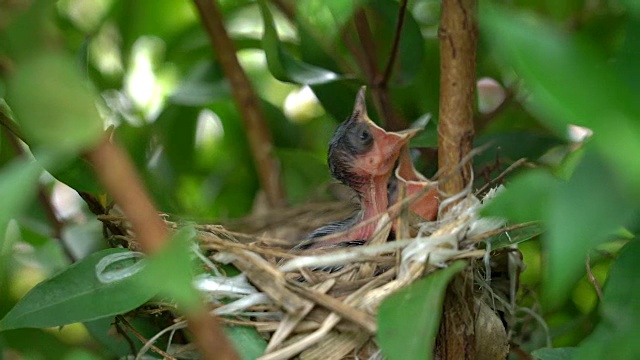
[86,138,240,360]
[437,0,477,197]
[193,0,286,208]
[436,0,478,359]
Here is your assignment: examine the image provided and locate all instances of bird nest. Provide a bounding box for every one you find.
[98,185,528,360]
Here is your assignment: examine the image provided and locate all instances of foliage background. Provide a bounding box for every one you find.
[0,0,639,359]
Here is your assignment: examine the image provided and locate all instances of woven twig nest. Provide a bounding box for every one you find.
[101,187,521,359]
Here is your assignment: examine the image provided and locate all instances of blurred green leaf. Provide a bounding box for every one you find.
[377,261,466,360]
[296,0,363,46]
[225,325,267,360]
[169,61,230,106]
[45,156,103,195]
[0,248,155,330]
[0,328,77,360]
[545,153,635,306]
[110,0,197,59]
[258,0,341,85]
[613,17,640,94]
[141,226,200,311]
[480,4,640,194]
[532,347,576,360]
[6,53,103,153]
[0,1,57,61]
[278,149,330,203]
[0,157,46,288]
[571,240,640,359]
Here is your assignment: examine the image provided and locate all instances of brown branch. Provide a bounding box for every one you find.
[435,1,479,360]
[437,0,478,198]
[379,0,408,86]
[193,0,285,208]
[86,138,239,360]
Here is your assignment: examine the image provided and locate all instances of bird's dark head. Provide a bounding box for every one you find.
[328,86,418,192]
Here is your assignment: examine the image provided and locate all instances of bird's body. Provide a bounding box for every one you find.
[297,87,418,250]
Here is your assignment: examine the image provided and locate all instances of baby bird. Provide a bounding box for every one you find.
[391,145,440,222]
[298,86,418,250]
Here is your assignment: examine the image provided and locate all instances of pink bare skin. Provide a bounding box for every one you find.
[303,87,418,249]
[393,145,440,222]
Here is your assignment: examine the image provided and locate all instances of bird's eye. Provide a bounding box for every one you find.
[359,130,370,142]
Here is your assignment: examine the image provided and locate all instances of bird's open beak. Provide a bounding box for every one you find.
[351,86,421,176]
[394,145,439,221]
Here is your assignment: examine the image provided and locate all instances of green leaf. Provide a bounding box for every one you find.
[296,0,363,46]
[257,0,341,85]
[0,248,156,330]
[141,226,201,312]
[45,156,103,195]
[532,347,576,360]
[169,61,231,106]
[6,53,104,153]
[571,240,640,360]
[544,153,635,306]
[225,325,268,360]
[480,4,640,195]
[0,328,76,360]
[377,261,467,360]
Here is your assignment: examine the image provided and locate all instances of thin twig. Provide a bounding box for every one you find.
[585,254,603,301]
[114,316,139,356]
[379,0,408,86]
[116,315,178,360]
[193,0,285,208]
[461,221,541,247]
[475,157,529,195]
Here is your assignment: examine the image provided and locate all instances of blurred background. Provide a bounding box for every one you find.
[1,0,639,359]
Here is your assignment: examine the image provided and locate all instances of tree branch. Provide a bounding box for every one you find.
[436,0,479,359]
[193,0,285,208]
[437,0,477,197]
[86,138,240,360]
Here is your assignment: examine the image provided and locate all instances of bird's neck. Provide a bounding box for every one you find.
[355,175,390,236]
